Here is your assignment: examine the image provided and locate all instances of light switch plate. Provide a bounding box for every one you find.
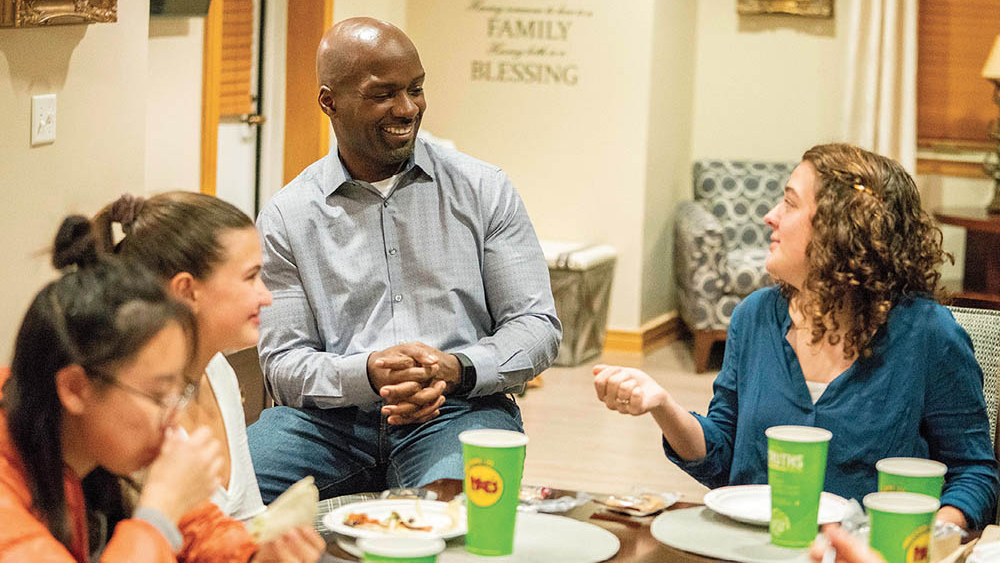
[31,94,56,146]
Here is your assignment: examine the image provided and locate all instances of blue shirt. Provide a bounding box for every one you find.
[665,287,999,529]
[256,138,561,409]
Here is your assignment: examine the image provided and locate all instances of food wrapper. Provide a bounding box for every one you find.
[247,476,319,543]
[453,487,591,514]
[517,485,591,513]
[931,522,968,563]
[595,489,680,517]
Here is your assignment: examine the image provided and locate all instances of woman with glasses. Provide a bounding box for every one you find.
[0,216,324,562]
[593,144,999,530]
[90,192,273,523]
[0,217,220,560]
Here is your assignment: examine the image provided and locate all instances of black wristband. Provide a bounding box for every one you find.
[453,352,477,396]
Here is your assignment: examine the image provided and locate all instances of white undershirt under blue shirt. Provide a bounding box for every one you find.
[805,379,828,404]
[370,172,402,197]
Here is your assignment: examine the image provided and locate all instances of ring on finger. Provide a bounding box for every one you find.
[616,398,630,405]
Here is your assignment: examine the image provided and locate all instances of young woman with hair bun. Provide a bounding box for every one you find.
[93,191,272,523]
[90,191,324,557]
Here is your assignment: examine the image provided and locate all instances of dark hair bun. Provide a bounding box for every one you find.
[52,215,99,270]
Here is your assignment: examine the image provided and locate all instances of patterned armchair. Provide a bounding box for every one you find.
[675,160,796,372]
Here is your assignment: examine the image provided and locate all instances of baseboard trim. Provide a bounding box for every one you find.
[604,312,684,354]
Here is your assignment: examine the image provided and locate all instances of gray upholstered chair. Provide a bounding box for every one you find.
[674,160,795,372]
[946,305,1000,524]
[946,306,1000,448]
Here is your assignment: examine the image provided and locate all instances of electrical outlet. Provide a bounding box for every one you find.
[31,94,56,146]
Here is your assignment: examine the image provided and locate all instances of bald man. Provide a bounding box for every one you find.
[248,18,561,502]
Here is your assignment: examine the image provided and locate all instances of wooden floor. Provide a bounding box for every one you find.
[517,339,718,503]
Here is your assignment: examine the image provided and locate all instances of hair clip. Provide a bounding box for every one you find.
[853,183,877,198]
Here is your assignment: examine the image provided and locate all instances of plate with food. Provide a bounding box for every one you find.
[322,499,466,540]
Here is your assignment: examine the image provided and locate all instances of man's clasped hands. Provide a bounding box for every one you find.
[367,342,464,425]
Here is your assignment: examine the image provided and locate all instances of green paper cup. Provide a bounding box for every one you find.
[459,429,528,556]
[864,492,939,563]
[358,537,445,562]
[766,425,833,548]
[877,458,947,499]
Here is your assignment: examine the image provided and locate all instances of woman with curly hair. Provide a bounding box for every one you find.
[593,143,998,529]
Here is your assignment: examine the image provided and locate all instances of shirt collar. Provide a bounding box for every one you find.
[322,136,435,197]
[776,290,793,334]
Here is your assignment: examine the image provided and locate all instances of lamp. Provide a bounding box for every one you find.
[983,34,1000,213]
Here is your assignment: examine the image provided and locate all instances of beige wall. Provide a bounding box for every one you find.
[0,2,151,361]
[407,0,675,330]
[334,0,407,28]
[690,0,846,162]
[689,0,991,286]
[641,1,697,324]
[146,17,204,193]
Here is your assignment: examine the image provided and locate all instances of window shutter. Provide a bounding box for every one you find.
[917,0,1000,148]
[219,0,254,117]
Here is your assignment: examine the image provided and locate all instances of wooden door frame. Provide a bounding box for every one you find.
[201,0,334,196]
[200,0,223,195]
[282,0,333,185]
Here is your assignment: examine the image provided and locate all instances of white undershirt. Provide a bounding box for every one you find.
[806,380,829,404]
[370,172,402,197]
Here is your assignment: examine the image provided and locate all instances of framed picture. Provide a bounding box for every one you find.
[737,0,833,18]
[1,0,118,28]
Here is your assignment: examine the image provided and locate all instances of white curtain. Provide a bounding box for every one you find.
[840,0,918,173]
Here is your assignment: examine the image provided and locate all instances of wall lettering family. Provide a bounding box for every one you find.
[467,1,592,86]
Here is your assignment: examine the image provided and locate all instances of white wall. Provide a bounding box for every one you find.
[146,17,204,193]
[0,2,151,361]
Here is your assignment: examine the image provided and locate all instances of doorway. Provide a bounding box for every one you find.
[201,0,331,215]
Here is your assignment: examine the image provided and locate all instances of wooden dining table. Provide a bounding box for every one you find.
[316,478,721,562]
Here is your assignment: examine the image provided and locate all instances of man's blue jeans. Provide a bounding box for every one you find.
[247,393,523,503]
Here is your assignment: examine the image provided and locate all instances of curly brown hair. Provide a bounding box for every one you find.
[780,143,951,359]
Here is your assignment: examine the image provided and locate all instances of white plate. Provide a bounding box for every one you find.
[337,512,620,563]
[651,506,810,563]
[322,499,466,540]
[704,485,849,526]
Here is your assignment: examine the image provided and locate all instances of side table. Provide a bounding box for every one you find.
[934,207,1000,310]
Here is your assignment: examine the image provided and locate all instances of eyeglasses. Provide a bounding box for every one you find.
[100,376,197,427]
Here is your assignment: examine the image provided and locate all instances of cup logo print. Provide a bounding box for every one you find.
[768,450,804,472]
[904,525,930,563]
[466,463,504,507]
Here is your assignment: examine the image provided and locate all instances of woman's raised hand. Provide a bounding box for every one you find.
[252,526,326,563]
[138,426,224,523]
[593,364,707,460]
[593,364,670,416]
